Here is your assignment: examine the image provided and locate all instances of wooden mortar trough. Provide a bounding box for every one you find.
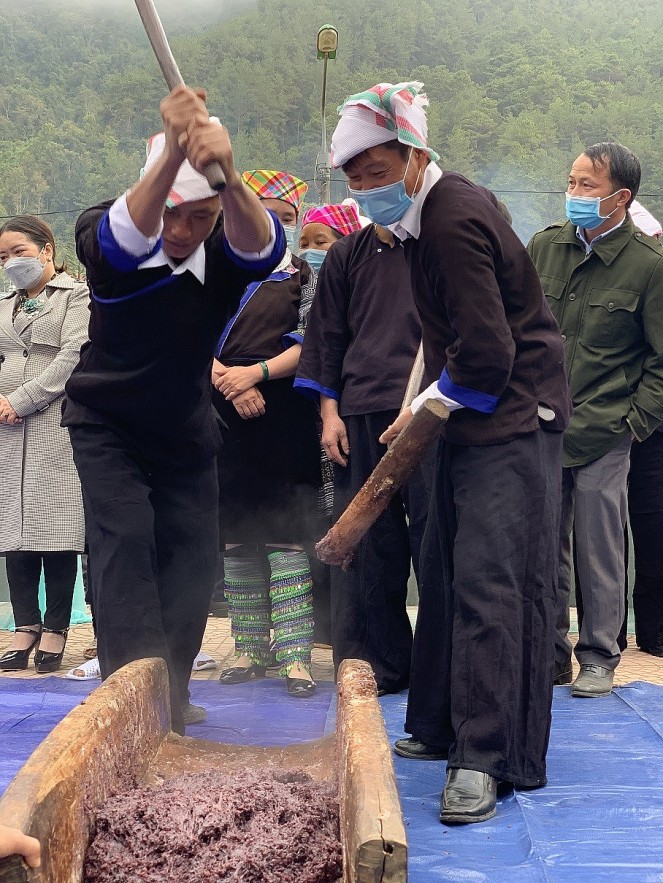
[0,658,406,883]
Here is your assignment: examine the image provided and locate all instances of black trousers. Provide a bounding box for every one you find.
[629,430,663,651]
[330,411,432,693]
[575,431,663,652]
[5,551,78,632]
[405,430,562,789]
[68,423,219,735]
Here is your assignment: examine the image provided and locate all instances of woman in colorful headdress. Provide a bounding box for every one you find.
[294,197,427,703]
[241,169,307,251]
[213,169,322,698]
[298,202,362,272]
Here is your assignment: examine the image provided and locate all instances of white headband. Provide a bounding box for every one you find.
[142,118,222,205]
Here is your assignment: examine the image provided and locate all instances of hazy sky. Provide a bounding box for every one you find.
[5,0,256,29]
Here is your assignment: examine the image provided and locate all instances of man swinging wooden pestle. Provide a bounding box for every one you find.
[62,84,285,736]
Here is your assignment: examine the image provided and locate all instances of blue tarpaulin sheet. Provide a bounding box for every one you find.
[2,679,663,880]
[381,683,663,882]
[0,677,337,793]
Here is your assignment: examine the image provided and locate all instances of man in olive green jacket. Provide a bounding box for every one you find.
[528,141,663,698]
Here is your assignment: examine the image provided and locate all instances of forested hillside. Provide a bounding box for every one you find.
[1,0,662,266]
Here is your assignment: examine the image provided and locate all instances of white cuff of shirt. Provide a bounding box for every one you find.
[109,192,163,257]
[109,192,276,262]
[410,380,464,414]
[228,213,276,260]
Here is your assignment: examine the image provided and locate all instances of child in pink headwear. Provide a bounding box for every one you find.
[298,203,362,272]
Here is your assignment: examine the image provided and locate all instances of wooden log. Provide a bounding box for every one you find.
[0,658,171,883]
[337,660,407,883]
[316,399,449,569]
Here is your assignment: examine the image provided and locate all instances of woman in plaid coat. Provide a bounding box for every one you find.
[0,216,88,673]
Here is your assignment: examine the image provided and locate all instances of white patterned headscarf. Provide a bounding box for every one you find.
[629,200,662,238]
[330,81,440,169]
[141,118,222,206]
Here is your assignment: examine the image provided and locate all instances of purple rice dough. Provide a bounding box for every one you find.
[84,768,342,883]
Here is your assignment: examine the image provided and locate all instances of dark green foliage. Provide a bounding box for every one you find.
[1,0,662,263]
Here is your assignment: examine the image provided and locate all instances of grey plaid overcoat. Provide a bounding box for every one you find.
[0,273,88,551]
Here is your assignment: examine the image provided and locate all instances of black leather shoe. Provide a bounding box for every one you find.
[553,658,573,685]
[639,645,663,658]
[208,598,229,618]
[218,664,266,684]
[376,682,408,697]
[0,626,41,671]
[34,628,68,674]
[394,737,448,761]
[286,676,317,698]
[440,768,498,824]
[182,702,207,725]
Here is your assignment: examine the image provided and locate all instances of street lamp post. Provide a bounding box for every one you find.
[315,25,338,205]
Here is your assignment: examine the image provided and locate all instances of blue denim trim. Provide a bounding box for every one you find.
[222,209,286,273]
[438,367,499,413]
[97,210,163,272]
[293,377,339,401]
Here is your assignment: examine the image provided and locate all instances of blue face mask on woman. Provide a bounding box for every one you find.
[298,248,327,272]
[565,191,622,230]
[283,225,298,252]
[348,149,420,226]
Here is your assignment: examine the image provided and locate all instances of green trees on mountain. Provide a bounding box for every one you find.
[1,0,662,265]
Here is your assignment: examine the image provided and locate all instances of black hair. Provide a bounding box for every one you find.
[584,142,641,208]
[341,139,410,173]
[381,140,410,161]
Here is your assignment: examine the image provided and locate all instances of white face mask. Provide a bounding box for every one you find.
[3,248,47,290]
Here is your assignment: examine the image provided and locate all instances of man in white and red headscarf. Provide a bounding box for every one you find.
[329,81,572,824]
[62,86,285,735]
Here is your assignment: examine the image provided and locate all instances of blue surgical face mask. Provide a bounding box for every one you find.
[298,248,327,272]
[348,149,421,226]
[565,190,623,230]
[283,224,297,252]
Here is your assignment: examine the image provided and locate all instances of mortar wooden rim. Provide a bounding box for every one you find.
[0,658,406,883]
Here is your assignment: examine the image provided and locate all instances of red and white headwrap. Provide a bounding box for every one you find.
[330,81,440,169]
[300,203,362,238]
[142,119,222,207]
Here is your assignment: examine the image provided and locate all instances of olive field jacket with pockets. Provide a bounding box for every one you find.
[528,217,663,467]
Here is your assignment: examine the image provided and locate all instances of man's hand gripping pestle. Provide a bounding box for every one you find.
[315,398,449,570]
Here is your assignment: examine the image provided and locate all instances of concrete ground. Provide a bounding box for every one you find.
[1,608,663,686]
